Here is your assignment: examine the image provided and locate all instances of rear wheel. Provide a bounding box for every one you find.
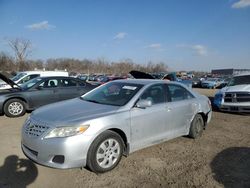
[4,99,26,117]
[189,114,204,139]
[87,130,124,173]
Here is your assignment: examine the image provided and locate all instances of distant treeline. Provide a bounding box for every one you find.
[0,52,168,75]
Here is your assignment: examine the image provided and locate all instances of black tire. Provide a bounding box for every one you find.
[87,130,124,173]
[189,114,204,139]
[4,99,26,117]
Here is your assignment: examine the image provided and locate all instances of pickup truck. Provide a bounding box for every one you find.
[214,73,250,113]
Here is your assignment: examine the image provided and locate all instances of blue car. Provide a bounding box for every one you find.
[201,78,222,89]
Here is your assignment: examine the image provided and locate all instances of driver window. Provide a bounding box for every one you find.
[168,84,194,102]
[140,84,166,105]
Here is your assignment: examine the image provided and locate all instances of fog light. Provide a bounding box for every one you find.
[52,155,65,164]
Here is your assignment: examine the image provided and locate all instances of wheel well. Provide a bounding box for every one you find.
[3,97,27,111]
[198,112,207,126]
[108,128,129,156]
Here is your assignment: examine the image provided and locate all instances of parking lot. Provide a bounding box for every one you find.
[0,89,249,188]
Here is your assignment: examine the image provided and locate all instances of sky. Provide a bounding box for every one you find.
[0,0,250,71]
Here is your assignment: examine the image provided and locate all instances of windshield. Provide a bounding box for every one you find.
[228,75,250,86]
[11,72,27,82]
[81,82,143,106]
[20,77,42,90]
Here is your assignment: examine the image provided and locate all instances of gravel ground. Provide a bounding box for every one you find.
[0,88,249,188]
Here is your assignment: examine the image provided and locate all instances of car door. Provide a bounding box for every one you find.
[28,78,60,108]
[165,84,195,134]
[130,84,169,151]
[57,78,84,101]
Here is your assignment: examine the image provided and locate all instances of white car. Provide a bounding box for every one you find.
[0,71,69,90]
[214,73,250,113]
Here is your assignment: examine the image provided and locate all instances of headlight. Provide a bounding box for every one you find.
[44,125,89,139]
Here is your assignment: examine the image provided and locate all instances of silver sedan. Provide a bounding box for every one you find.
[21,79,212,173]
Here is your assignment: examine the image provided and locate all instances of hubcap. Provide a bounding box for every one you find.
[8,102,23,116]
[96,138,121,169]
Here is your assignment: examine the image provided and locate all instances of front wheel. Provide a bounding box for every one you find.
[189,114,204,139]
[87,130,124,173]
[4,99,26,117]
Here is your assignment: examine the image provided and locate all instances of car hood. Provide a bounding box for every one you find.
[0,73,20,89]
[31,98,120,126]
[220,84,250,93]
[129,70,155,79]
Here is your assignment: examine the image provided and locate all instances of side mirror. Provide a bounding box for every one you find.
[136,99,152,109]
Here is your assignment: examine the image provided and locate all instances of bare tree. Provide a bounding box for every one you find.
[0,52,15,71]
[8,38,32,71]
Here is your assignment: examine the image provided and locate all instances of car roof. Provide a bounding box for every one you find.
[234,73,250,77]
[38,76,75,79]
[112,78,183,86]
[20,71,67,74]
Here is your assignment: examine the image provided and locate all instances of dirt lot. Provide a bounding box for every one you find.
[0,89,249,188]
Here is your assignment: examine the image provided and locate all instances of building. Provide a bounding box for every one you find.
[211,69,250,76]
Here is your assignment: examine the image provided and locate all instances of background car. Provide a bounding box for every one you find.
[201,78,222,89]
[22,79,212,173]
[0,70,69,90]
[214,73,250,113]
[0,74,96,117]
[97,75,126,85]
[216,77,231,89]
[192,77,202,88]
[129,70,192,88]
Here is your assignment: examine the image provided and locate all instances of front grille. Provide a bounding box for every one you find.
[24,119,50,137]
[224,92,250,103]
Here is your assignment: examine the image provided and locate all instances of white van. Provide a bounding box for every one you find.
[0,71,69,89]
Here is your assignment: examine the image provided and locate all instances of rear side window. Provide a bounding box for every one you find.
[60,78,78,87]
[39,79,58,88]
[77,80,86,87]
[168,84,194,102]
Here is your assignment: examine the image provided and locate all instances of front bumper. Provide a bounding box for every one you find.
[21,132,95,169]
[219,105,250,113]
